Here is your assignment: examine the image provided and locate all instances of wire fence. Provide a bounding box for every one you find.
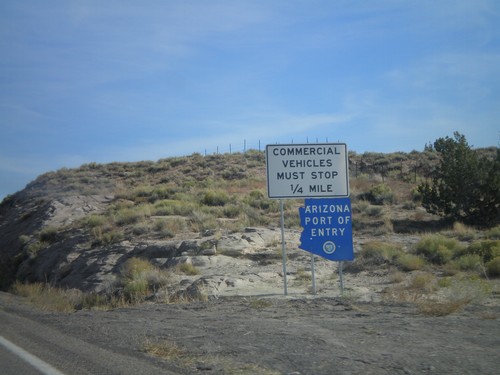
[200,137,339,156]
[196,139,435,183]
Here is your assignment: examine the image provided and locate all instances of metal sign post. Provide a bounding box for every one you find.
[339,261,344,294]
[266,143,352,296]
[298,197,354,294]
[311,254,316,295]
[280,199,288,296]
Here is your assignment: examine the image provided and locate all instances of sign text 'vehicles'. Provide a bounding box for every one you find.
[266,144,349,198]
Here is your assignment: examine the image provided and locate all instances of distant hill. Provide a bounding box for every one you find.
[0,147,497,293]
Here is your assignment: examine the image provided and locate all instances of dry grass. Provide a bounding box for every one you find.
[417,299,470,316]
[178,262,200,275]
[10,282,128,312]
[143,338,280,374]
[248,298,273,309]
[383,274,493,316]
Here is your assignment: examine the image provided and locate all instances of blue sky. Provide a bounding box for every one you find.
[1,1,499,199]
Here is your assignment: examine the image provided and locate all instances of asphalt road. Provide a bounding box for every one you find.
[0,341,45,375]
[0,293,177,375]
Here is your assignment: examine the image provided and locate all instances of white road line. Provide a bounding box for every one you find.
[0,335,66,375]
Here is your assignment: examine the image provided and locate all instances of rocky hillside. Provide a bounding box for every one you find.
[0,148,497,300]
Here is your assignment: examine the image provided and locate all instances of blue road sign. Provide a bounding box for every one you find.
[299,197,354,261]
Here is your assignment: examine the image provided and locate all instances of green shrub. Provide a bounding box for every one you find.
[189,210,218,231]
[178,263,199,275]
[153,218,184,237]
[92,227,124,246]
[396,254,425,271]
[222,204,241,219]
[123,278,150,302]
[201,189,229,206]
[132,223,150,236]
[27,241,47,256]
[359,241,403,265]
[114,207,149,226]
[452,222,477,241]
[245,189,277,211]
[119,258,171,302]
[86,214,108,228]
[460,240,500,263]
[19,235,30,246]
[453,254,482,271]
[418,132,499,227]
[410,273,436,292]
[368,184,394,205]
[413,234,463,265]
[153,199,196,216]
[120,257,154,280]
[486,257,500,277]
[485,226,500,240]
[39,226,58,243]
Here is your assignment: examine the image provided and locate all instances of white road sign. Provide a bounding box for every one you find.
[266,143,349,199]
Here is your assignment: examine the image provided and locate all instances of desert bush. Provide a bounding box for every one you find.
[485,225,500,240]
[153,199,196,216]
[417,299,468,317]
[248,298,273,309]
[383,272,491,316]
[486,257,500,277]
[245,189,278,211]
[119,258,171,302]
[132,223,150,236]
[366,205,385,217]
[148,185,178,202]
[437,277,453,288]
[39,226,58,243]
[153,218,184,237]
[91,226,124,246]
[143,338,187,362]
[241,206,271,227]
[86,214,108,228]
[222,203,241,219]
[389,271,405,283]
[26,241,48,257]
[367,183,394,205]
[459,240,500,263]
[358,241,404,266]
[114,206,150,226]
[178,263,199,275]
[413,234,463,265]
[410,186,422,202]
[18,234,30,246]
[189,210,218,232]
[410,273,437,292]
[201,189,229,206]
[396,254,425,271]
[452,222,477,241]
[439,276,492,304]
[352,199,370,214]
[452,254,483,272]
[11,282,76,312]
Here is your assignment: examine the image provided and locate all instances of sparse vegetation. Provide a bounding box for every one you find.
[178,262,199,275]
[1,137,499,320]
[10,282,126,312]
[143,337,280,374]
[119,258,171,303]
[413,234,463,265]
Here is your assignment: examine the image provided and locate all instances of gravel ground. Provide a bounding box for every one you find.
[2,291,499,375]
